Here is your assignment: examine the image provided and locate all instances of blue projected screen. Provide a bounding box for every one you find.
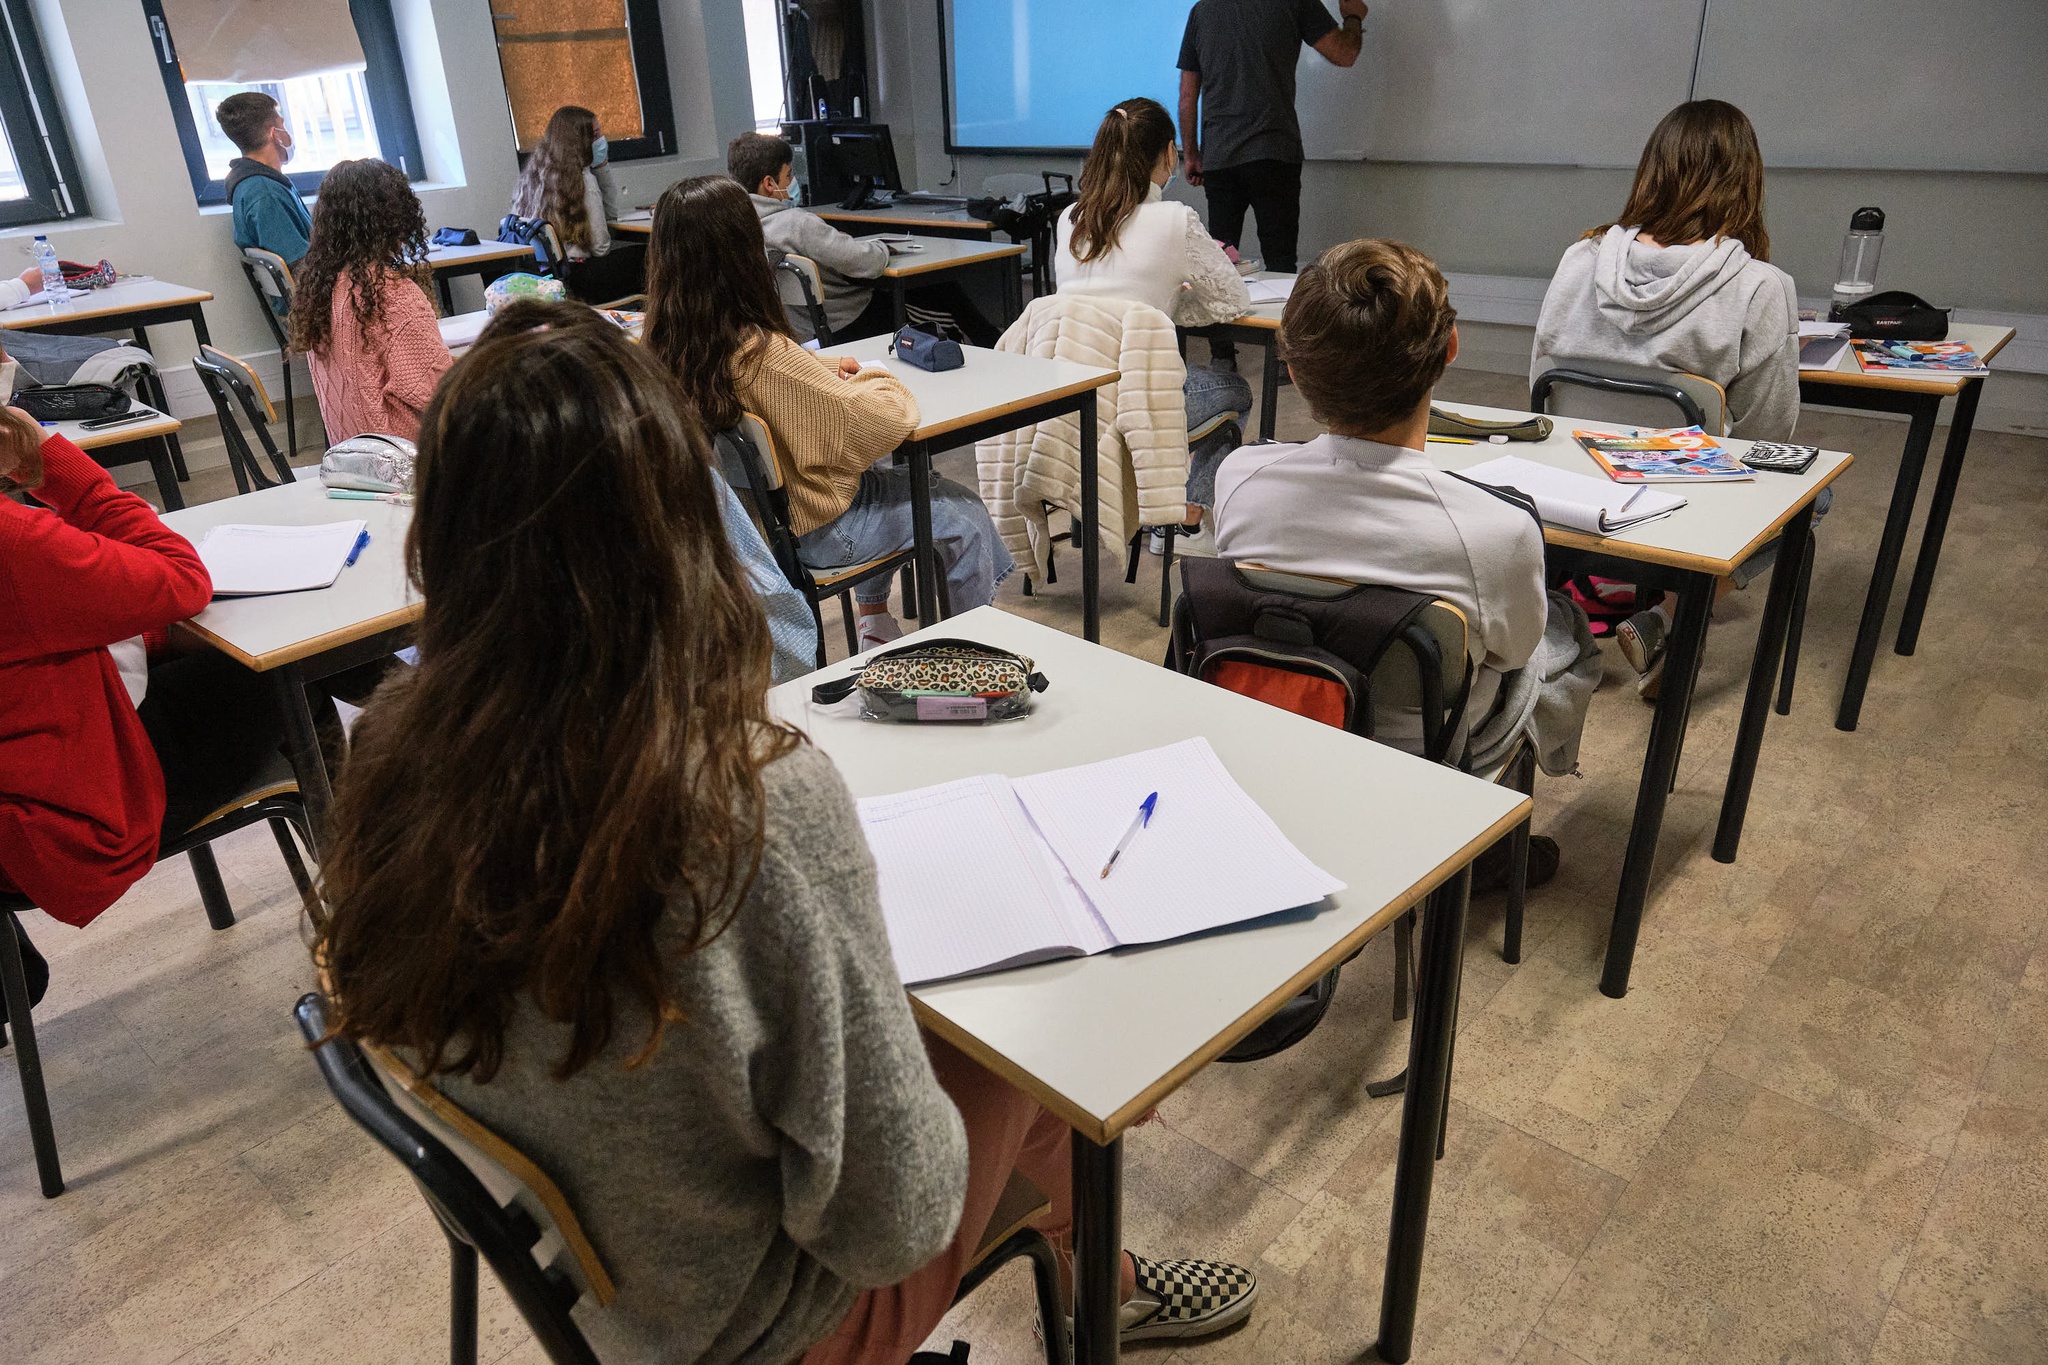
[945,0,1189,151]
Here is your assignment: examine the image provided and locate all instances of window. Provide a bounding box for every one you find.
[741,0,786,131]
[145,0,425,207]
[0,0,87,225]
[490,0,675,162]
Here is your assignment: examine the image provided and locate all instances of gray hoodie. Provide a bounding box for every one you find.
[1531,226,1800,440]
[752,192,891,340]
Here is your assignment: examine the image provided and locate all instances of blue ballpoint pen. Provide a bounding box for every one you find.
[344,529,371,568]
[1099,791,1159,879]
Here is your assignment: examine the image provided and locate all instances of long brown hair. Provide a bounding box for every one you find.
[312,301,798,1083]
[289,158,431,356]
[642,175,791,431]
[512,106,601,252]
[1589,99,1770,262]
[1068,98,1176,264]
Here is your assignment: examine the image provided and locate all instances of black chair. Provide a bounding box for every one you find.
[716,413,934,668]
[238,248,307,461]
[4,758,313,1197]
[193,346,297,493]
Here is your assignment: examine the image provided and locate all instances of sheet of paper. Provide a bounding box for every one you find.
[1011,737,1344,947]
[438,312,489,350]
[1457,455,1685,535]
[197,520,366,597]
[858,775,1111,984]
[1798,320,1849,339]
[1798,334,1852,371]
[1245,277,1295,305]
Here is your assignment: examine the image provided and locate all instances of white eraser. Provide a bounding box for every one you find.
[1489,433,1509,443]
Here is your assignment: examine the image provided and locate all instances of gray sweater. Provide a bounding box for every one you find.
[1531,227,1801,440]
[441,741,968,1365]
[753,193,890,339]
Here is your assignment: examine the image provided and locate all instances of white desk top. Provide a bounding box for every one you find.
[160,478,419,671]
[1424,402,1852,575]
[1230,271,1292,331]
[1798,321,2015,396]
[49,404,180,452]
[821,333,1117,442]
[426,240,535,269]
[0,278,213,330]
[880,235,1025,279]
[774,607,1528,1142]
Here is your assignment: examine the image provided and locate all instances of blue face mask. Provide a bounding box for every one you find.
[1163,170,1178,192]
[590,135,609,167]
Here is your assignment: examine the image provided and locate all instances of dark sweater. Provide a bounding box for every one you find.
[227,157,312,268]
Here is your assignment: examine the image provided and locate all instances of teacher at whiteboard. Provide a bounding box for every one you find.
[1178,0,1364,366]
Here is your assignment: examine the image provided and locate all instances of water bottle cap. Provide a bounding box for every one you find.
[1850,207,1885,232]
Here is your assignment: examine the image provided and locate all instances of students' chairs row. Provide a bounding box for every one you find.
[295,991,1070,1365]
[237,248,313,462]
[3,760,314,1198]
[193,345,299,493]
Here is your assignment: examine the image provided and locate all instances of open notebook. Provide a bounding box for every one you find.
[1457,454,1686,535]
[857,737,1344,985]
[196,520,367,597]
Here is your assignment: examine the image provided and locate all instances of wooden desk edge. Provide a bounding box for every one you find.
[819,210,995,230]
[1546,452,1854,577]
[914,794,1533,1146]
[908,370,1122,442]
[883,243,1028,277]
[1,289,214,326]
[1801,326,2016,396]
[172,601,423,672]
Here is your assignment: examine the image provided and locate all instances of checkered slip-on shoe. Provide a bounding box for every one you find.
[1118,1253,1259,1341]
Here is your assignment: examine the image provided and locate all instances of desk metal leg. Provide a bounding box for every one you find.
[906,441,941,630]
[275,665,333,854]
[437,275,457,315]
[1601,571,1713,998]
[145,435,185,511]
[1376,866,1472,1364]
[1713,504,1813,864]
[131,324,190,483]
[1837,399,1938,731]
[1072,1132,1123,1365]
[891,279,908,331]
[1895,379,1982,657]
[1257,338,1282,443]
[1079,391,1101,642]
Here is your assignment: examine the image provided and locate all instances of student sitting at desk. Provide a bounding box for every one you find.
[1056,96,1254,548]
[646,175,1012,652]
[729,132,1002,347]
[309,318,1258,1365]
[510,105,644,305]
[215,92,315,276]
[1216,239,1589,884]
[292,159,453,443]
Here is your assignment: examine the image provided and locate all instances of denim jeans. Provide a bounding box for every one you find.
[796,464,1014,611]
[1185,365,1254,507]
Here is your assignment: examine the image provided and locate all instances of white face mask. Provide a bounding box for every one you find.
[590,135,609,167]
[274,125,294,164]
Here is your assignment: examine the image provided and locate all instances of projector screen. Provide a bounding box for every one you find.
[944,0,1188,152]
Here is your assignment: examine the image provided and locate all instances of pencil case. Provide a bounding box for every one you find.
[892,326,964,372]
[811,640,1048,723]
[1429,407,1551,442]
[320,433,417,494]
[11,382,130,423]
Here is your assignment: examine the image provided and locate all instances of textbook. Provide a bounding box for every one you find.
[1456,455,1685,536]
[1572,427,1754,483]
[1798,333,1851,370]
[196,520,367,597]
[1852,339,1989,378]
[857,737,1344,984]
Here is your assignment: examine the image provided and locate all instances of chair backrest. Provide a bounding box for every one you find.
[1530,355,1729,436]
[294,993,608,1365]
[498,215,566,276]
[193,345,294,492]
[239,248,294,348]
[769,250,832,345]
[714,412,814,600]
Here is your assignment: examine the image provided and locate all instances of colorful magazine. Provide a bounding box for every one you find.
[1852,340,1988,377]
[1572,427,1754,483]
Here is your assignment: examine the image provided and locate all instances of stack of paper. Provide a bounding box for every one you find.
[1246,276,1295,306]
[1457,455,1685,535]
[857,737,1344,984]
[197,520,367,597]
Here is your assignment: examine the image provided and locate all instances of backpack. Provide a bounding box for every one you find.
[496,214,560,274]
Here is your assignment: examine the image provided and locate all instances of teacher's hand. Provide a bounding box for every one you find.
[1183,146,1204,187]
[1340,0,1368,18]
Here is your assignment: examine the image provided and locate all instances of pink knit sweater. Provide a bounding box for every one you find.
[307,268,453,443]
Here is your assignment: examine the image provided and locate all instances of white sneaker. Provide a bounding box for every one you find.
[857,612,904,652]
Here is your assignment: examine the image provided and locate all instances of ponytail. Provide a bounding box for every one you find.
[1069,98,1176,264]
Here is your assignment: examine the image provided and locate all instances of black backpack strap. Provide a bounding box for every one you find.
[1444,469,1544,533]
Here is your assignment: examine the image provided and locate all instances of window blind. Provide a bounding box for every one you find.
[159,0,366,84]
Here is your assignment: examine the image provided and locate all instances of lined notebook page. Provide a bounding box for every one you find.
[1011,738,1344,946]
[858,775,1109,984]
[197,520,366,597]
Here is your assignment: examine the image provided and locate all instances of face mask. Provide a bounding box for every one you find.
[1163,170,1178,192]
[590,135,609,167]
[274,126,294,164]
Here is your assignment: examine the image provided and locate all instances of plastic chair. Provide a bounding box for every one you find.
[193,346,297,493]
[3,756,313,1197]
[771,250,834,345]
[238,248,306,461]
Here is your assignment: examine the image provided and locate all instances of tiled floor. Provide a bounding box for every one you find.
[4,358,2044,1364]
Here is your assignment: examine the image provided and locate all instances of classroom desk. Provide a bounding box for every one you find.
[161,479,419,849]
[775,607,1529,1365]
[54,404,184,509]
[820,333,1118,641]
[1797,322,2015,731]
[816,200,997,241]
[876,235,1027,329]
[1179,271,1290,441]
[1426,405,1853,997]
[425,240,536,313]
[2,278,213,483]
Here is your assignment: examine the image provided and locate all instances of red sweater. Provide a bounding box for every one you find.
[0,437,213,925]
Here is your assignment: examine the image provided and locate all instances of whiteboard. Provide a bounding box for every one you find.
[1301,0,1705,165]
[1692,0,2048,173]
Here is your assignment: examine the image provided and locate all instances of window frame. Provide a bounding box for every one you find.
[143,0,427,208]
[495,0,676,164]
[0,0,87,226]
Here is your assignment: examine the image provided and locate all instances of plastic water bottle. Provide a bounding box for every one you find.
[33,235,65,302]
[1831,207,1885,307]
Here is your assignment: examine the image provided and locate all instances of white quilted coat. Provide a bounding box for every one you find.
[974,294,1189,577]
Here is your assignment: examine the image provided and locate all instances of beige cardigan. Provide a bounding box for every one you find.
[736,332,920,535]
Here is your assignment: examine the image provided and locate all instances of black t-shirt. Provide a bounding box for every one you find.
[1177,0,1341,170]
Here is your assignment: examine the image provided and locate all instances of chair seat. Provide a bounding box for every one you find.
[183,751,300,835]
[1187,408,1245,445]
[972,1171,1052,1268]
[1471,731,1534,788]
[809,549,916,591]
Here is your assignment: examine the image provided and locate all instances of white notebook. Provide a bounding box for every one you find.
[197,520,367,597]
[857,737,1345,984]
[1456,454,1686,536]
[1245,276,1295,305]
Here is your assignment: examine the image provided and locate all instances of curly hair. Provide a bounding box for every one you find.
[290,159,431,357]
[511,106,599,253]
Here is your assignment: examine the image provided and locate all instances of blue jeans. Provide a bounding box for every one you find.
[1185,365,1254,508]
[797,465,1015,611]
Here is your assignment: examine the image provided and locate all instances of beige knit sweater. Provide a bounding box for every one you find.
[736,333,920,535]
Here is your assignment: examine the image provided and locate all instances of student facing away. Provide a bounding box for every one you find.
[291,158,453,444]
[310,318,1257,1364]
[509,105,645,304]
[215,91,315,272]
